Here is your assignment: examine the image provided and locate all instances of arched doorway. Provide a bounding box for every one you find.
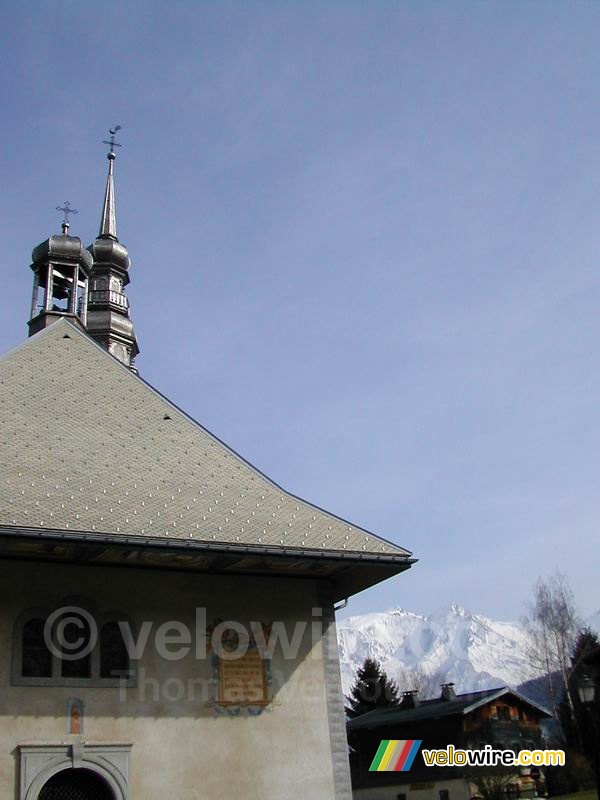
[38,769,115,800]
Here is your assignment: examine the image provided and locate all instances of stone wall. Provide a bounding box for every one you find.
[0,558,351,799]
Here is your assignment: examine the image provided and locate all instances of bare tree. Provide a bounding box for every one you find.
[465,767,517,800]
[521,572,581,714]
[393,665,447,699]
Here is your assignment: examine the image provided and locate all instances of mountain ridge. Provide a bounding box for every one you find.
[337,604,537,698]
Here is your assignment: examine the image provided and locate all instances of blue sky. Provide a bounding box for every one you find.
[1,1,599,622]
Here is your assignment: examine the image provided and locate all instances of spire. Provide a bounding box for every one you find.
[99,126,121,239]
[99,154,117,238]
[87,126,140,369]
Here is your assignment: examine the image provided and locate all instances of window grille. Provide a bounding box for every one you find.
[38,769,114,800]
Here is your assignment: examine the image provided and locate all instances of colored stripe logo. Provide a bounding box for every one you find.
[369,740,422,772]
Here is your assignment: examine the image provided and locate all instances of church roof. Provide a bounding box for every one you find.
[0,320,412,563]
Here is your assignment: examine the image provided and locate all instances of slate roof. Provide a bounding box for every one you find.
[346,688,551,730]
[0,320,412,560]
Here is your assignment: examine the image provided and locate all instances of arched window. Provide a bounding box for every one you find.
[100,621,130,679]
[56,608,92,679]
[22,618,52,678]
[13,603,135,688]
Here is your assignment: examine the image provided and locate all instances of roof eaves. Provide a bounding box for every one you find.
[463,687,552,718]
[348,704,462,730]
[0,525,417,565]
[462,688,509,715]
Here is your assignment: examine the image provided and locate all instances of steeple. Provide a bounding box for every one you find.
[87,127,140,369]
[28,202,92,337]
[99,150,117,238]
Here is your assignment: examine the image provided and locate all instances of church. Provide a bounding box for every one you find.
[0,138,415,800]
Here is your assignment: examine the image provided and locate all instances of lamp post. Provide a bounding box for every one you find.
[578,673,599,800]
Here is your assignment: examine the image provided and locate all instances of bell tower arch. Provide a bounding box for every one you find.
[28,206,93,337]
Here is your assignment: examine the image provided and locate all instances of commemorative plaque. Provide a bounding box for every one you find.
[217,648,269,706]
[207,620,272,711]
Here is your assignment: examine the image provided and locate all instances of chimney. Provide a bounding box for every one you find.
[400,690,420,709]
[440,682,456,701]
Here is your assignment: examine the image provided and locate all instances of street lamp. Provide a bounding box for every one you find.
[578,673,596,706]
[578,673,599,800]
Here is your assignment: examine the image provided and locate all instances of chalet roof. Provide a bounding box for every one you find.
[346,687,551,730]
[0,320,412,563]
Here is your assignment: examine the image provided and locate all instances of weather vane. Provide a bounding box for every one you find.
[56,201,78,233]
[103,125,123,155]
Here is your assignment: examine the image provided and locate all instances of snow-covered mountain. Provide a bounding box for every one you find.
[337,604,537,698]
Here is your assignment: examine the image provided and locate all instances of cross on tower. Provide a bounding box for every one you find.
[56,201,78,232]
[103,125,122,153]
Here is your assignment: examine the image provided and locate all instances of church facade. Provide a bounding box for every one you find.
[0,142,415,799]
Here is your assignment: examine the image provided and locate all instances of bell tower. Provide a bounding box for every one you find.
[28,203,93,337]
[86,128,140,369]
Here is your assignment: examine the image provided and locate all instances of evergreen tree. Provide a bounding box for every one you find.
[345,657,400,718]
[551,627,600,793]
[565,629,600,754]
